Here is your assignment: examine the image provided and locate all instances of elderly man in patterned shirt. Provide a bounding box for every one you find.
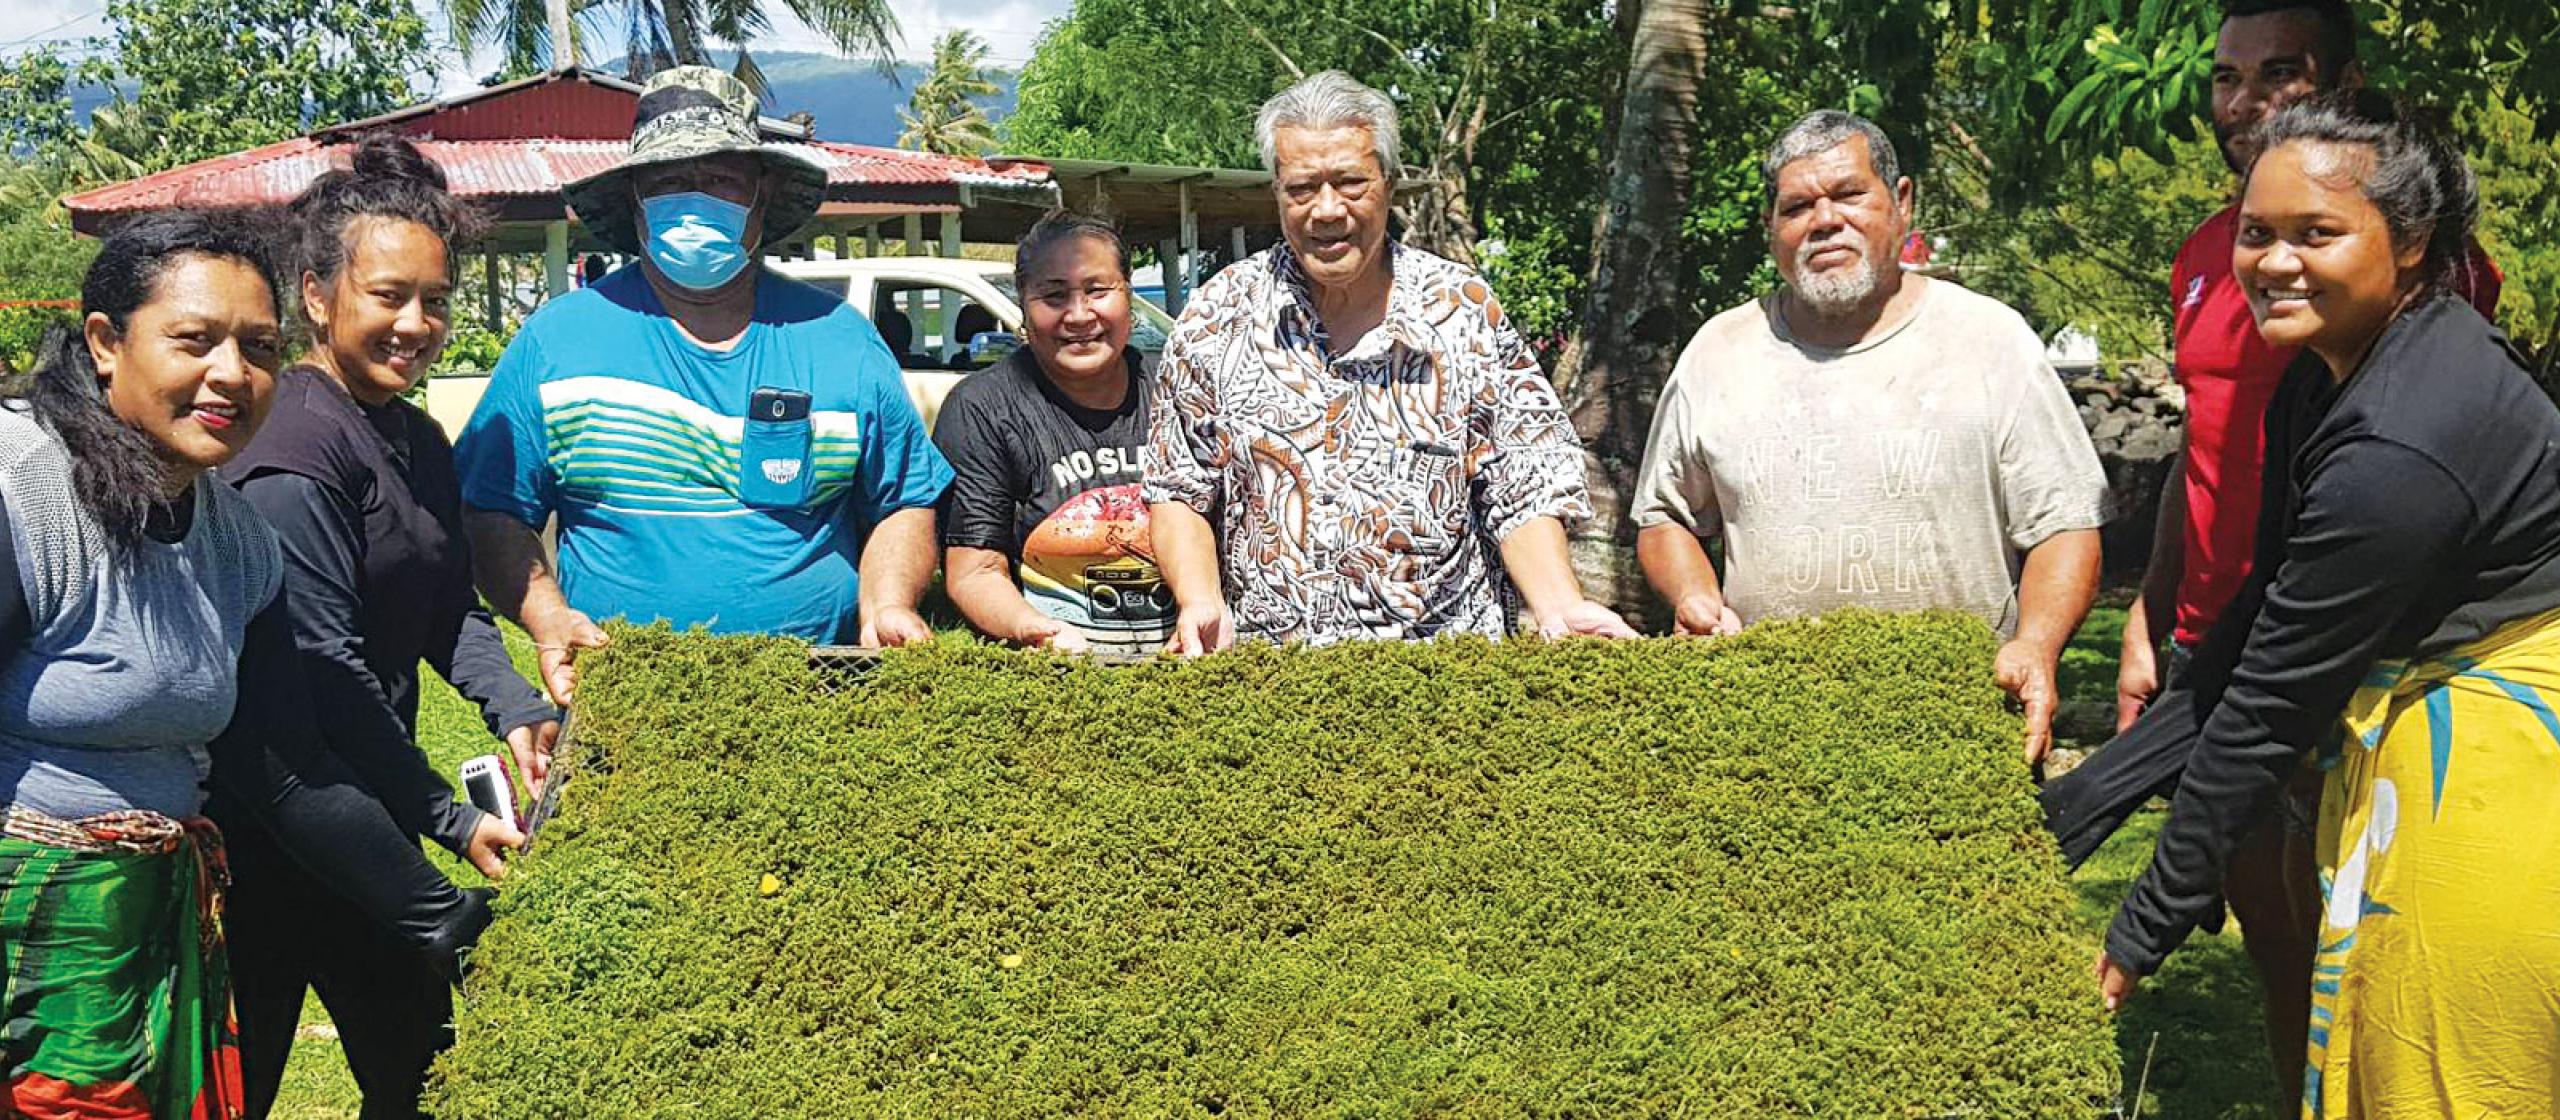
[1144,70,1634,651]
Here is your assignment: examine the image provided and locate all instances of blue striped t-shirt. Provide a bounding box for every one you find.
[454,266,951,643]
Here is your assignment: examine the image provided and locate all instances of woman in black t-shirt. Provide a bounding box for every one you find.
[2095,93,2560,1118]
[934,211,1171,653]
[215,134,558,1118]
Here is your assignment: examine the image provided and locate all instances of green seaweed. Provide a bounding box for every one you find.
[431,611,2118,1118]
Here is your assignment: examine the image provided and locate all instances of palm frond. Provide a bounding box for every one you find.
[729,46,770,100]
[782,0,898,72]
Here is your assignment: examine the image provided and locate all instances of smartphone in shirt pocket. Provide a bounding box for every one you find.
[740,387,815,509]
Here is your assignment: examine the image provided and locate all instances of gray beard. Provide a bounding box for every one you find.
[1790,247,1881,317]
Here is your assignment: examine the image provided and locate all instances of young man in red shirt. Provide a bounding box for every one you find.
[2111,0,2501,1104]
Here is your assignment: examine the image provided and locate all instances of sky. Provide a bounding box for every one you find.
[0,0,1070,94]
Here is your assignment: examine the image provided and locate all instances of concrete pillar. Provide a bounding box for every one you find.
[1175,182,1198,316]
[1230,226,1248,264]
[936,215,965,358]
[483,251,502,330]
[543,221,569,299]
[863,223,880,258]
[902,214,924,258]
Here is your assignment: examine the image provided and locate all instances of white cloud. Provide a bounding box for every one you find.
[876,0,1065,65]
[730,0,1063,67]
[0,0,111,57]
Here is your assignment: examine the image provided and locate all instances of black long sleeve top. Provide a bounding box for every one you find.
[219,367,557,855]
[0,490,490,973]
[2108,294,2560,974]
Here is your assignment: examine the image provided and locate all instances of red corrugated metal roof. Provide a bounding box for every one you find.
[64,138,1049,219]
[338,72,643,141]
[61,69,1052,228]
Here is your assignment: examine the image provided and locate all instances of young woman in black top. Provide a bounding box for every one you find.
[215,135,557,1118]
[934,211,1171,653]
[2096,93,2560,1118]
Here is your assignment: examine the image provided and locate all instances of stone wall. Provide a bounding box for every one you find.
[2069,362,2184,581]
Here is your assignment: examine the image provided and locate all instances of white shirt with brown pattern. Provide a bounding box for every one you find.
[1143,244,1592,645]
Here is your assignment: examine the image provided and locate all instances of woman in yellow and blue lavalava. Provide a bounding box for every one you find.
[2097,90,2560,1119]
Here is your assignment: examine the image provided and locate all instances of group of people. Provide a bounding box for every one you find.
[1,145,544,1118]
[2,0,2554,1114]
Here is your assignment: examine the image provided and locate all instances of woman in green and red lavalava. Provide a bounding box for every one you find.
[2,209,489,1120]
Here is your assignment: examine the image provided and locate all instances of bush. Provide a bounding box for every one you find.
[432,322,507,378]
[0,303,74,379]
[431,613,2118,1118]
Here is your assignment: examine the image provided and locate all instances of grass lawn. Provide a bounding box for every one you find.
[270,607,2286,1119]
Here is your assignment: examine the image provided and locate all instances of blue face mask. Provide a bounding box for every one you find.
[641,191,753,291]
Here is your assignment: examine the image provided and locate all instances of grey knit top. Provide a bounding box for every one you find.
[0,407,281,820]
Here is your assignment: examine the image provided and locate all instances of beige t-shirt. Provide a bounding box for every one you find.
[1630,277,2108,634]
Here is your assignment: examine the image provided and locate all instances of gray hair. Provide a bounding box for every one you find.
[1763,110,1902,206]
[1255,71,1401,181]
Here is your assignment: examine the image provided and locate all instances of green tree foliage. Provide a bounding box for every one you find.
[91,0,430,164]
[2466,102,2560,366]
[2019,0,2220,171]
[1008,0,1623,344]
[1006,0,1301,169]
[0,156,86,374]
[0,51,92,319]
[1963,0,2560,364]
[897,31,1001,157]
[433,615,2119,1116]
[445,0,600,82]
[630,0,896,96]
[0,0,432,349]
[0,161,90,301]
[0,51,77,158]
[2009,0,2560,166]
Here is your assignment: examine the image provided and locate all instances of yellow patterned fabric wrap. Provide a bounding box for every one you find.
[2310,609,2560,1118]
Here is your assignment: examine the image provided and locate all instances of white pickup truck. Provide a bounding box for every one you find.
[773,257,1178,429]
[421,258,1177,442]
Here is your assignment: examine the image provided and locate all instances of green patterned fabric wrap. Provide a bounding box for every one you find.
[1,823,242,1120]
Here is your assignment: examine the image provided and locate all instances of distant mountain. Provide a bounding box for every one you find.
[67,82,121,124]
[50,51,1019,151]
[724,51,1020,147]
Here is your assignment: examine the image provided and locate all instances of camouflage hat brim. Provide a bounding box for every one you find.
[562,65,833,255]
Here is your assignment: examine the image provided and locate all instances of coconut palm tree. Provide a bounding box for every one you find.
[449,0,895,97]
[896,31,1000,156]
[69,98,166,182]
[446,0,590,79]
[0,96,166,213]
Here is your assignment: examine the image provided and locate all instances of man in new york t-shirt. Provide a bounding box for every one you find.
[1633,110,2108,764]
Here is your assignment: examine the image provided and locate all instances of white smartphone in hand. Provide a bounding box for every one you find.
[459,754,517,827]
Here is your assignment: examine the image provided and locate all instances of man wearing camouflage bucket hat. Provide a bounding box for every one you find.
[456,66,951,704]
